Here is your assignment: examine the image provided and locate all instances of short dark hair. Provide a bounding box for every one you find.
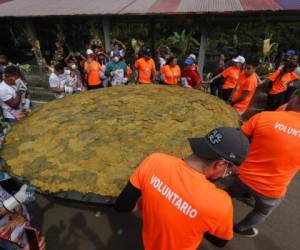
[4,65,20,77]
[166,56,176,65]
[245,57,259,67]
[54,63,64,73]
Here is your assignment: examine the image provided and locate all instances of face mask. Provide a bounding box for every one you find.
[113,57,119,62]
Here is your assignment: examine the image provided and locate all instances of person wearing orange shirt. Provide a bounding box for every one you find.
[84,49,102,90]
[209,56,245,101]
[134,49,156,84]
[226,91,300,238]
[229,58,259,115]
[115,128,249,250]
[160,57,181,85]
[264,61,299,110]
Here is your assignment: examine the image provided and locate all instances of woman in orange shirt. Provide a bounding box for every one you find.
[160,57,181,85]
[264,61,299,110]
[84,50,102,90]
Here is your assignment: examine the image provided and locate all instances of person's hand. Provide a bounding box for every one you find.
[23,237,46,250]
[39,237,46,250]
[15,184,36,204]
[0,224,12,238]
[25,91,31,99]
[0,214,25,238]
[132,198,142,213]
[227,100,234,105]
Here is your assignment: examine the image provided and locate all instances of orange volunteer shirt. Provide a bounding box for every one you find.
[160,65,181,85]
[135,58,155,84]
[231,72,258,113]
[130,153,233,250]
[240,111,300,198]
[221,66,241,89]
[268,69,299,95]
[84,60,102,86]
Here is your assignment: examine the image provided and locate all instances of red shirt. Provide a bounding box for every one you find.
[181,69,202,88]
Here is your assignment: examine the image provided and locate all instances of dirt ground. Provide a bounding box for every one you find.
[28,172,300,250]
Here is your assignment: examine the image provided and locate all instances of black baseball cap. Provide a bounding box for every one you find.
[188,127,249,166]
[143,48,151,56]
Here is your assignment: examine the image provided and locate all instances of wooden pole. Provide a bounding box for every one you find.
[103,16,111,53]
[197,30,207,79]
[24,19,45,72]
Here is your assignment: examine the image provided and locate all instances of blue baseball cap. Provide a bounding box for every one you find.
[286,50,296,57]
[184,58,194,65]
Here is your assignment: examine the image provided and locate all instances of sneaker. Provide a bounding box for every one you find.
[234,226,259,238]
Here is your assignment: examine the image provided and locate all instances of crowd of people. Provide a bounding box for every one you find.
[47,41,300,119]
[0,40,300,250]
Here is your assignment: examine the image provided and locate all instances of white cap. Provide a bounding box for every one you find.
[189,54,196,61]
[71,64,77,70]
[86,49,94,55]
[232,56,245,64]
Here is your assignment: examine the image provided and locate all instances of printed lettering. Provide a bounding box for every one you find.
[180,202,189,214]
[157,181,163,193]
[174,198,182,209]
[150,175,157,185]
[189,209,198,218]
[153,179,160,188]
[149,176,199,219]
[274,122,300,138]
[171,193,179,204]
[161,185,169,196]
[165,189,174,201]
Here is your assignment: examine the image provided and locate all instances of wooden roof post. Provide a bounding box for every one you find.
[24,19,45,73]
[103,16,111,53]
[197,29,207,79]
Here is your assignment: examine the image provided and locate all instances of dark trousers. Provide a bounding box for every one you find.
[87,84,103,90]
[226,177,283,231]
[210,78,224,98]
[285,86,297,102]
[266,92,286,110]
[221,88,234,101]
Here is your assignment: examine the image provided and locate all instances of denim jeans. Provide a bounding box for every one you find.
[0,239,21,250]
[226,177,284,231]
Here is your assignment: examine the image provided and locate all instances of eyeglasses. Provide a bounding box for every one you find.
[222,159,235,178]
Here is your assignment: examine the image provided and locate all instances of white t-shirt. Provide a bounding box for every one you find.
[49,73,67,99]
[159,57,166,69]
[0,81,21,119]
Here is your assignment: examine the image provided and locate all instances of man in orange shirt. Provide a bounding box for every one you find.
[264,61,299,110]
[226,91,300,237]
[84,49,102,90]
[134,49,156,84]
[116,128,249,250]
[209,56,245,101]
[229,58,259,115]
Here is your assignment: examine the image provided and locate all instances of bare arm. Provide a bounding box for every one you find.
[64,53,73,64]
[50,87,64,94]
[231,90,250,105]
[208,73,223,83]
[5,94,22,109]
